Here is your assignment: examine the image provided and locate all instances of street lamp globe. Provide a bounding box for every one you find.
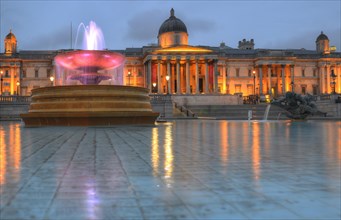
[165,75,170,94]
[50,76,54,86]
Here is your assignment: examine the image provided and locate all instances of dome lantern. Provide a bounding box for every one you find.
[4,29,17,55]
[316,31,330,54]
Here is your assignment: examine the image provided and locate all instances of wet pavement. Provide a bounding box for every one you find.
[0,120,340,220]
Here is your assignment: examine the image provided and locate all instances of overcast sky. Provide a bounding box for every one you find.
[0,0,340,52]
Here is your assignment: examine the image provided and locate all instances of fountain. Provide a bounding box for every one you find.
[263,105,271,120]
[271,92,326,120]
[21,21,158,127]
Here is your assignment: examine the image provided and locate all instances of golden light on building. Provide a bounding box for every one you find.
[155,46,212,54]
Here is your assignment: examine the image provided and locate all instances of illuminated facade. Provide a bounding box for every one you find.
[1,9,340,97]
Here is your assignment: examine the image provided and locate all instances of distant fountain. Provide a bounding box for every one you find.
[21,21,158,126]
[263,105,271,120]
[271,92,326,120]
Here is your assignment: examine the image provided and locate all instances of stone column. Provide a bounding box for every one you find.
[133,67,137,86]
[195,59,199,94]
[176,58,181,94]
[226,66,230,94]
[267,65,272,95]
[147,60,152,92]
[337,65,341,93]
[258,65,263,95]
[186,59,190,94]
[281,65,285,94]
[167,61,171,94]
[320,66,325,94]
[326,65,331,93]
[290,65,295,92]
[222,63,226,94]
[323,65,327,93]
[213,60,218,93]
[205,60,209,93]
[157,60,161,93]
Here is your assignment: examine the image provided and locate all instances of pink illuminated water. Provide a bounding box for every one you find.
[55,21,125,85]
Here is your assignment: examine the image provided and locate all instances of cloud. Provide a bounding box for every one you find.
[24,25,71,50]
[125,9,164,42]
[272,29,341,51]
[124,8,217,45]
[185,18,216,35]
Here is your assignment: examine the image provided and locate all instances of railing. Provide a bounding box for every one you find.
[174,102,196,118]
[243,95,259,104]
[149,94,172,103]
[0,95,31,103]
[319,94,331,101]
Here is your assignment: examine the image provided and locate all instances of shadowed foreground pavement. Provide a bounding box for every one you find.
[0,120,340,219]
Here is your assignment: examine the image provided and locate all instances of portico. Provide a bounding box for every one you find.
[143,46,219,94]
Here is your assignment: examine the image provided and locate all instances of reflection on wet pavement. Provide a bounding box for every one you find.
[0,120,340,219]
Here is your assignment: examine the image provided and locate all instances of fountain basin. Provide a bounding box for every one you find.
[21,85,158,127]
[55,50,125,85]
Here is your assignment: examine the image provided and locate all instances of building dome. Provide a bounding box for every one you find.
[158,8,187,36]
[316,31,329,42]
[5,30,16,40]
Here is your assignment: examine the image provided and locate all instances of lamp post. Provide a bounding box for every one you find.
[128,71,131,86]
[0,70,3,95]
[330,70,336,94]
[165,75,170,94]
[50,76,54,86]
[252,70,256,95]
[152,82,157,94]
[290,81,294,92]
[16,81,20,96]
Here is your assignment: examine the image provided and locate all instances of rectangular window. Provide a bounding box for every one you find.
[236,68,240,77]
[47,69,51,78]
[235,84,241,93]
[301,86,306,94]
[313,69,317,77]
[312,85,318,95]
[302,69,305,77]
[248,69,251,77]
[22,70,26,78]
[5,70,9,77]
[247,84,253,95]
[35,70,39,78]
[138,69,142,76]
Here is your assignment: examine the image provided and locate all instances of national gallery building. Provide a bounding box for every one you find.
[1,9,340,98]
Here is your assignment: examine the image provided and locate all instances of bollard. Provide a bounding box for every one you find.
[248,110,253,121]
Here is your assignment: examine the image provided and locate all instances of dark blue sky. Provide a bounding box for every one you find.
[1,0,340,51]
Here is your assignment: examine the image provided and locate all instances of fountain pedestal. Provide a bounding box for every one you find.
[21,85,158,126]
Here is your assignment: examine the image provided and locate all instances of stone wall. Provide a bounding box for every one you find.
[171,94,243,106]
[0,96,30,120]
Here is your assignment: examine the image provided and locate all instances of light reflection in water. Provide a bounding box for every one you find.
[250,122,261,181]
[86,187,100,220]
[0,126,6,185]
[164,125,173,180]
[151,128,159,176]
[0,123,21,185]
[220,121,229,167]
[151,125,174,184]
